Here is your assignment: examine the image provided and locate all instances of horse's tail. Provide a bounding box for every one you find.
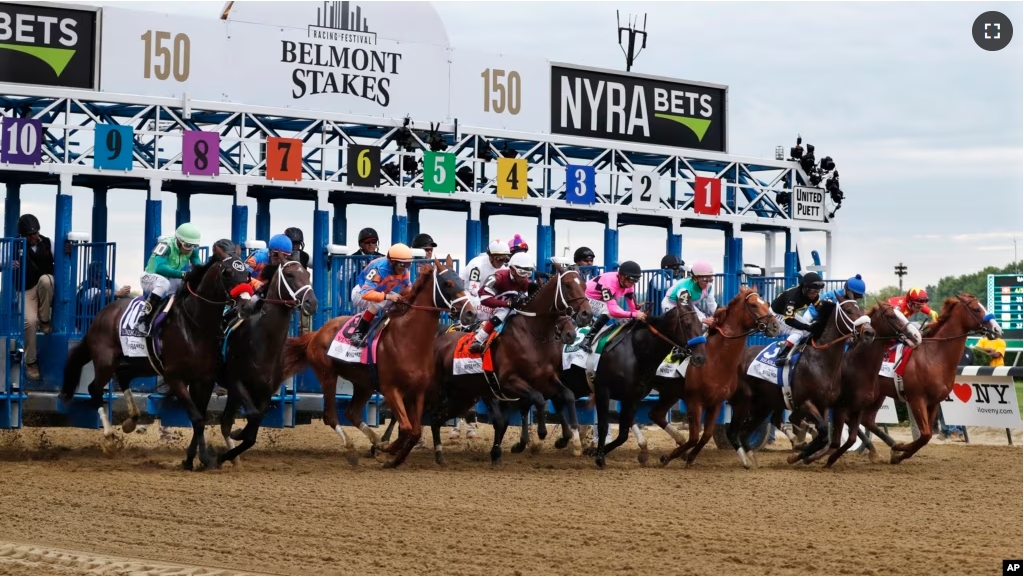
[61,335,92,402]
[282,332,316,381]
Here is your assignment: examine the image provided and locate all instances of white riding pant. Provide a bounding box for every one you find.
[140,273,181,298]
[350,286,395,315]
[588,298,609,318]
[774,312,812,345]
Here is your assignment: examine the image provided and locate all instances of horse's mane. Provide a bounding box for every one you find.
[398,263,434,300]
[806,299,834,339]
[520,264,562,307]
[922,295,966,338]
[260,263,280,282]
[180,258,219,292]
[714,286,757,325]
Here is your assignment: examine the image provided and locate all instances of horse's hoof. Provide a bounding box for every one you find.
[595,456,606,469]
[867,451,883,464]
[490,446,503,464]
[510,443,526,454]
[786,453,802,465]
[434,453,445,466]
[490,458,503,467]
[120,418,137,434]
[100,434,123,456]
[537,425,548,440]
[182,459,194,471]
[659,455,670,466]
[570,439,583,458]
[747,451,759,469]
[637,451,649,466]
[344,450,360,467]
[554,437,569,450]
[889,452,901,465]
[582,447,596,457]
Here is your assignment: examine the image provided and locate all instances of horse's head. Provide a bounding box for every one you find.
[265,261,318,316]
[928,293,1001,340]
[433,255,476,326]
[665,303,707,367]
[815,299,875,345]
[554,314,578,345]
[531,264,593,326]
[871,301,922,348]
[721,287,780,338]
[190,254,253,304]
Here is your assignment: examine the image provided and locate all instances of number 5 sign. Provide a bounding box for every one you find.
[423,151,455,193]
[693,176,721,215]
[565,165,595,205]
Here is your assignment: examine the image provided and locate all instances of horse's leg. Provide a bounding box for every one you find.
[661,399,702,466]
[385,391,425,469]
[795,403,832,464]
[650,394,685,446]
[685,403,722,466]
[806,406,846,465]
[510,399,531,454]
[218,409,264,465]
[550,394,571,449]
[826,410,863,468]
[891,397,934,464]
[219,387,241,466]
[589,382,611,468]
[167,379,208,471]
[486,397,508,465]
[119,379,142,434]
[556,385,582,456]
[379,385,413,453]
[430,412,446,466]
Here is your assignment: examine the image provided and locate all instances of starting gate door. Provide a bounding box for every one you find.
[70,242,117,338]
[1,238,26,428]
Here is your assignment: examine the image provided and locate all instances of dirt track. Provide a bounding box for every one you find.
[0,424,1020,576]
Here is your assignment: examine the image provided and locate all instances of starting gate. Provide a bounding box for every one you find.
[70,242,117,338]
[1,237,26,428]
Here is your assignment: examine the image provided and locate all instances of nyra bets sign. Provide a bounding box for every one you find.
[549,64,727,152]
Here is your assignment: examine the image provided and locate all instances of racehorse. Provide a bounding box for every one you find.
[60,255,252,469]
[729,298,875,467]
[282,256,475,467]
[217,261,317,466]
[561,303,708,469]
[861,294,1001,464]
[426,265,592,465]
[653,287,779,468]
[808,301,921,468]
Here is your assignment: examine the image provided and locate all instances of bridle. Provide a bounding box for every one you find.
[874,303,919,345]
[395,265,472,320]
[184,256,245,307]
[809,299,872,350]
[920,294,998,342]
[517,268,589,321]
[712,291,777,340]
[261,260,313,309]
[644,304,707,357]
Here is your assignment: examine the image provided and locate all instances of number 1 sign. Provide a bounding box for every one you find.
[1,118,43,165]
[693,176,721,215]
[182,131,219,176]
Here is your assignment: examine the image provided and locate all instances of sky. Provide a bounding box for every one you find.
[4,1,1022,293]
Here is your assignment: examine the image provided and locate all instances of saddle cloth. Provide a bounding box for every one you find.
[118,297,150,357]
[879,342,910,401]
[451,331,500,375]
[326,315,387,364]
[746,340,805,411]
[561,323,624,372]
[656,352,691,379]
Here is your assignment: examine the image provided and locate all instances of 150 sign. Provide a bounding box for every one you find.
[481,68,521,115]
[140,30,191,82]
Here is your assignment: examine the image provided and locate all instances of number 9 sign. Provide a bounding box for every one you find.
[182,131,219,176]
[1,118,43,165]
[565,165,595,205]
[94,125,134,171]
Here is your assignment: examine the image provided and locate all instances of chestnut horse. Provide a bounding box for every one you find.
[426,265,592,464]
[282,257,475,467]
[217,261,317,466]
[860,294,1002,464]
[653,287,780,467]
[808,302,922,468]
[60,255,252,469]
[729,299,875,467]
[561,303,708,468]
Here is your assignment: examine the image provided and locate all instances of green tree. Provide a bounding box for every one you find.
[932,261,1022,304]
[862,284,903,305]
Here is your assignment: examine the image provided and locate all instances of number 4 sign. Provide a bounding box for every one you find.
[693,176,721,215]
[497,157,528,199]
[1,118,43,165]
[423,151,455,193]
[631,171,660,208]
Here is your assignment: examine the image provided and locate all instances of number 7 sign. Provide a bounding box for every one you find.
[693,176,721,215]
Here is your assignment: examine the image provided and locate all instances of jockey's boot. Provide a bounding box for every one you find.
[775,340,795,367]
[136,292,163,336]
[578,314,609,353]
[469,320,495,354]
[348,311,374,348]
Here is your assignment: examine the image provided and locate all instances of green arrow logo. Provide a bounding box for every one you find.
[0,43,76,76]
[654,113,712,142]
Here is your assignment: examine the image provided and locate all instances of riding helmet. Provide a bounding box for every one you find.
[387,243,414,263]
[213,238,236,257]
[175,223,201,246]
[284,227,304,249]
[411,233,437,249]
[660,254,682,269]
[906,287,929,304]
[618,261,642,279]
[845,274,866,297]
[269,234,293,254]
[508,234,529,255]
[691,261,714,277]
[574,246,595,263]
[17,214,40,236]
[487,239,510,255]
[358,228,379,243]
[800,271,824,288]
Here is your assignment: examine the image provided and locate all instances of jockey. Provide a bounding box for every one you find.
[468,253,535,354]
[348,243,414,347]
[245,234,294,291]
[889,287,939,323]
[508,234,529,255]
[810,274,866,320]
[462,239,511,317]
[770,272,824,367]
[662,260,717,325]
[136,223,203,335]
[577,261,648,353]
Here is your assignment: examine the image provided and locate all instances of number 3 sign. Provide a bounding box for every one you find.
[182,131,219,176]
[693,176,721,215]
[565,165,595,205]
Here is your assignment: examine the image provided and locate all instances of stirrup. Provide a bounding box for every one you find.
[469,340,486,353]
[775,354,789,367]
[349,332,367,347]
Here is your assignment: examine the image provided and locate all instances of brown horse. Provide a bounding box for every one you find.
[654,287,780,467]
[808,302,922,467]
[729,298,876,467]
[282,256,475,467]
[426,265,592,465]
[861,294,1002,464]
[60,255,253,469]
[217,261,317,466]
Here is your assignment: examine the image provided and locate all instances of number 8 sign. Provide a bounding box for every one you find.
[182,131,219,176]
[565,165,595,205]
[1,118,43,165]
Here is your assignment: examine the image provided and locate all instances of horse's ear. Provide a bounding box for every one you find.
[445,254,454,269]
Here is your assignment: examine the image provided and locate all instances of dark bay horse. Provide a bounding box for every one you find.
[426,265,592,465]
[807,301,921,468]
[561,303,708,469]
[861,294,1001,464]
[60,255,252,469]
[730,298,875,467]
[216,261,317,466]
[282,256,475,467]
[654,287,779,468]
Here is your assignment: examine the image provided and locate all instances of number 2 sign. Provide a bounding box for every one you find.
[693,176,721,215]
[631,171,660,208]
[1,118,43,165]
[182,131,219,176]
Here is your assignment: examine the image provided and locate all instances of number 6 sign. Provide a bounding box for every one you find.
[1,118,43,165]
[565,165,595,205]
[693,176,721,215]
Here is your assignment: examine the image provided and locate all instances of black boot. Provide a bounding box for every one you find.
[579,314,609,353]
[136,292,163,336]
[775,341,794,367]
[348,316,372,348]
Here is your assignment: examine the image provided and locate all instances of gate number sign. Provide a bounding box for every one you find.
[94,125,134,171]
[1,118,43,165]
[565,164,595,205]
[182,131,220,176]
[423,151,455,193]
[346,145,381,187]
[497,157,528,199]
[693,176,721,215]
[267,137,303,181]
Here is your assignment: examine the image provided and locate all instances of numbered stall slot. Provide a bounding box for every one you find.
[422,151,456,193]
[630,170,661,209]
[692,176,722,215]
[266,137,303,182]
[93,124,134,171]
[565,164,597,205]
[140,30,191,82]
[346,145,381,187]
[182,131,219,176]
[1,118,43,165]
[496,157,529,199]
